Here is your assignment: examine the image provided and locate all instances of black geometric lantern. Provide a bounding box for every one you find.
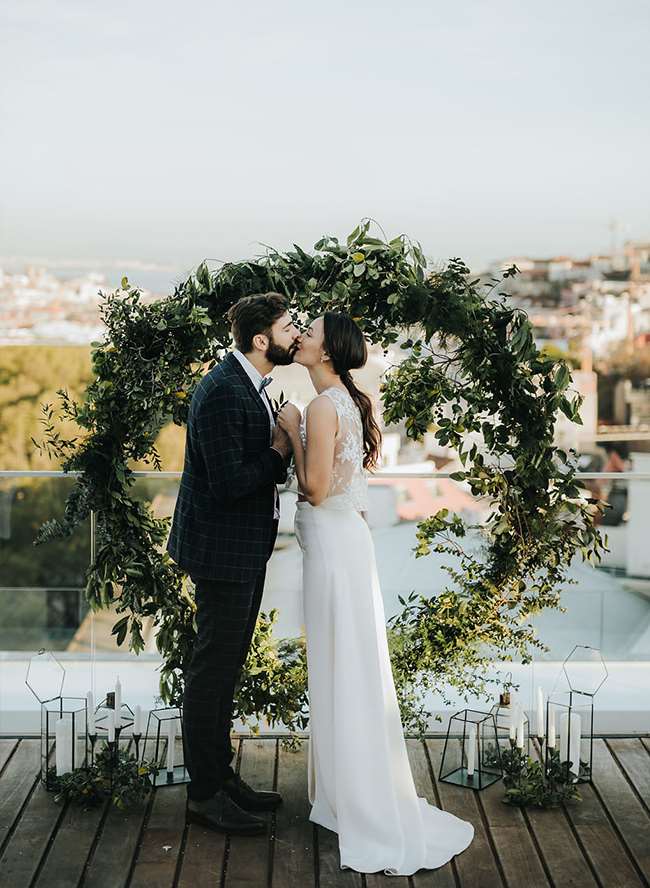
[144,706,189,786]
[489,700,530,758]
[544,644,608,784]
[439,708,502,790]
[25,649,89,791]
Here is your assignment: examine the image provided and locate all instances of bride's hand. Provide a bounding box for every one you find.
[277,402,301,436]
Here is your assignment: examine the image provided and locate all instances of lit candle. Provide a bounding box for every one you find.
[86,690,95,735]
[114,676,122,729]
[536,686,545,738]
[166,719,175,773]
[547,705,556,749]
[559,712,581,779]
[55,718,73,776]
[466,723,476,777]
[516,713,525,749]
[107,707,115,743]
[134,704,142,735]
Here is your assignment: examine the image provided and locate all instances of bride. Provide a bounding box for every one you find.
[277,312,474,876]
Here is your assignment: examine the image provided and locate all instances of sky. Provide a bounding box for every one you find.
[1,0,649,279]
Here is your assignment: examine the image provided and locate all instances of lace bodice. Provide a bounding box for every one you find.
[299,387,368,512]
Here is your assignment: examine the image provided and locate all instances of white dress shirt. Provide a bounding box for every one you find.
[232,349,280,519]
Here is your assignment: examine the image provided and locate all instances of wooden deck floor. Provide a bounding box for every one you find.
[0,735,649,888]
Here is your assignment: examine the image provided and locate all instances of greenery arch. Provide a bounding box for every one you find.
[36,220,606,735]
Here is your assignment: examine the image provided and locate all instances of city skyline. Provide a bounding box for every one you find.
[2,0,649,270]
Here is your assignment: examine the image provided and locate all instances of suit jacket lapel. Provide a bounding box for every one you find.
[225,351,272,433]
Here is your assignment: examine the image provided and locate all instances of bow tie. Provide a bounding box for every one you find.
[259,376,273,392]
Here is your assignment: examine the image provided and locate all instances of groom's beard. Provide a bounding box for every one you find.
[266,338,299,366]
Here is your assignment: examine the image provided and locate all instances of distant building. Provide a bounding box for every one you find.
[625,241,650,282]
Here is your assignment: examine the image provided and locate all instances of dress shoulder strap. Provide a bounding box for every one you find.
[321,386,350,412]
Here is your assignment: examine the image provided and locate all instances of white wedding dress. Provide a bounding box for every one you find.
[294,386,474,877]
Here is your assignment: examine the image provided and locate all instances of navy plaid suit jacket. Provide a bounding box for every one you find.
[167,351,287,582]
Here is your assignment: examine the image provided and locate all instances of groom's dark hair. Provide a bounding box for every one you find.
[226,292,288,353]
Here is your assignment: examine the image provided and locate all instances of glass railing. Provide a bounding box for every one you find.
[0,474,90,652]
[1,468,649,734]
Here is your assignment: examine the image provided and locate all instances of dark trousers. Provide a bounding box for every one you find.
[183,521,277,802]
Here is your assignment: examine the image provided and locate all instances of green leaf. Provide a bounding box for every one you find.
[555,363,570,391]
[347,225,361,246]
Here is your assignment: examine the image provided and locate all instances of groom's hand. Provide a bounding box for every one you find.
[271,424,293,461]
[277,403,301,434]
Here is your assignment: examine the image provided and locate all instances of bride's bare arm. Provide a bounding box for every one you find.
[279,396,338,506]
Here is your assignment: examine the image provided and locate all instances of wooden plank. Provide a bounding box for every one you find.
[273,739,315,887]
[591,740,650,883]
[476,756,550,888]
[0,750,64,888]
[128,783,187,888]
[2,735,131,888]
[177,821,224,888]
[33,797,107,888]
[221,737,274,887]
[0,739,41,850]
[522,739,599,888]
[524,804,598,888]
[82,799,151,888]
[425,739,504,888]
[562,779,644,887]
[176,735,229,888]
[177,822,224,888]
[406,738,456,888]
[317,822,364,888]
[0,739,18,774]
[80,737,151,888]
[34,734,107,888]
[607,738,650,812]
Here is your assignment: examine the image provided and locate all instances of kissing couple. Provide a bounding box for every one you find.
[167,292,473,876]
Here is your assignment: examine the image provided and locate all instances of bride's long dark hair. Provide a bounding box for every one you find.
[322,312,382,470]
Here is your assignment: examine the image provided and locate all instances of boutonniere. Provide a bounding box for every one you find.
[269,391,287,420]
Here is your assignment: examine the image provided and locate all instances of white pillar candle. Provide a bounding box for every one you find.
[466,723,476,776]
[86,691,95,735]
[107,707,115,743]
[134,704,142,735]
[559,712,581,776]
[69,719,75,769]
[55,718,73,776]
[114,676,122,729]
[536,686,545,738]
[509,703,518,740]
[166,719,175,773]
[547,705,556,749]
[516,713,525,749]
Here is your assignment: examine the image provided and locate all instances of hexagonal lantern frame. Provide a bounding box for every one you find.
[545,644,608,784]
[562,644,608,697]
[24,649,89,790]
[25,649,65,704]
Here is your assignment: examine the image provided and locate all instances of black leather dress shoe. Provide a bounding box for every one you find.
[186,789,266,835]
[222,772,283,812]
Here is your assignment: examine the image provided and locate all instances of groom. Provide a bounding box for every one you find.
[167,292,301,835]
